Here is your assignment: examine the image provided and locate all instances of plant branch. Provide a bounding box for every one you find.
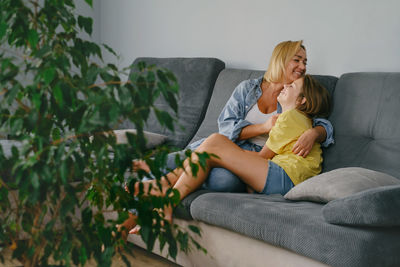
[88,80,131,89]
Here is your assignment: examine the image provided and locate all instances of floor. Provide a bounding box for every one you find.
[0,245,181,267]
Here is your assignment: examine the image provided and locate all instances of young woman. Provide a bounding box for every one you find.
[129,74,331,233]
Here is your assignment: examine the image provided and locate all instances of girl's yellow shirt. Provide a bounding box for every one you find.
[266,109,323,185]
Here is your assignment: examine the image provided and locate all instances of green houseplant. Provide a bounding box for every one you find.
[0,0,206,266]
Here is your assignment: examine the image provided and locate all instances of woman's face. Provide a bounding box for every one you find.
[277,77,304,108]
[284,47,307,83]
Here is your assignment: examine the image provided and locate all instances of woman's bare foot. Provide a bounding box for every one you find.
[132,160,151,173]
[163,204,173,224]
[116,213,138,241]
[129,225,141,235]
[130,178,172,197]
[129,205,174,235]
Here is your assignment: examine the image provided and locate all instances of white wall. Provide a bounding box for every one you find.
[98,0,400,77]
[75,0,101,44]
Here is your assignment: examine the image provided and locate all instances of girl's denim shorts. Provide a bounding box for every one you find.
[260,161,294,195]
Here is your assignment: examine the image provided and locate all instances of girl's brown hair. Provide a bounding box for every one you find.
[297,75,331,118]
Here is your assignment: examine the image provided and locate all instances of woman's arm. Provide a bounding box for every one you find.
[292,118,334,157]
[238,114,279,141]
[217,80,252,141]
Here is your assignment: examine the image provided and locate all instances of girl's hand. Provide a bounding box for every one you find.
[292,128,319,157]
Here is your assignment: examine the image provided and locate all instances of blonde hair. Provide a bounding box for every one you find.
[264,40,305,83]
[297,75,331,118]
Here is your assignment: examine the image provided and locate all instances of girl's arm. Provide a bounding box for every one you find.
[258,144,276,159]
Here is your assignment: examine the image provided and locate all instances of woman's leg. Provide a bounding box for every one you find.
[123,151,186,236]
[131,133,270,231]
[203,168,247,192]
[203,142,261,192]
[134,143,252,193]
[173,133,270,201]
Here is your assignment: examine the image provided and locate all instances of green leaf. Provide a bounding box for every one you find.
[31,172,40,189]
[83,207,93,224]
[189,161,199,177]
[28,30,39,48]
[156,70,168,84]
[120,254,131,267]
[32,92,41,110]
[188,225,201,236]
[60,160,67,184]
[165,71,177,84]
[6,84,20,105]
[10,118,23,134]
[166,188,180,205]
[164,91,178,113]
[53,84,64,107]
[168,238,178,259]
[85,0,93,7]
[79,246,87,266]
[102,44,118,57]
[0,21,7,40]
[36,45,52,58]
[42,67,55,85]
[51,128,61,141]
[78,16,93,35]
[60,196,75,217]
[154,110,174,131]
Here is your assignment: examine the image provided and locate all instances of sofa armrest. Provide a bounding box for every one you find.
[113,129,167,149]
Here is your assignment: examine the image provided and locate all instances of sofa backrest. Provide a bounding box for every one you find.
[122,57,225,149]
[323,72,400,179]
[191,69,264,142]
[191,68,338,143]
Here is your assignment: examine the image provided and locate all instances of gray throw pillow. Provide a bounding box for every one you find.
[322,185,400,227]
[113,129,167,149]
[284,167,400,203]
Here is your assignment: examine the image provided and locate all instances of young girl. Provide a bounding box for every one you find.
[128,74,331,233]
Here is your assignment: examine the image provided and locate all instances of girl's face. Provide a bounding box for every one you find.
[277,78,304,109]
[284,47,307,83]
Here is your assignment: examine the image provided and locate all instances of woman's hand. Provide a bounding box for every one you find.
[262,114,280,133]
[238,114,279,140]
[292,128,319,157]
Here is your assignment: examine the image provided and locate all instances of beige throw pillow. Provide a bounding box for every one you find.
[284,167,400,203]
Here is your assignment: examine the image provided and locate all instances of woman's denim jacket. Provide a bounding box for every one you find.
[217,77,334,147]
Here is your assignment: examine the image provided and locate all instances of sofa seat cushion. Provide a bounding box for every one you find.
[190,192,400,267]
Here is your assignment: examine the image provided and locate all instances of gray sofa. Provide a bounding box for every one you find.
[127,58,400,267]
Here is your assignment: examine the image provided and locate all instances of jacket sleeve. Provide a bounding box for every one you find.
[217,80,252,142]
[312,117,335,147]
